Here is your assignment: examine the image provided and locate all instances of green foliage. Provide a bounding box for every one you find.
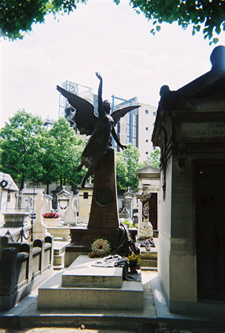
[122,219,134,228]
[0,0,87,40]
[0,110,156,193]
[149,148,161,168]
[116,144,141,193]
[126,0,224,44]
[0,111,86,190]
[0,0,223,43]
[0,110,45,189]
[45,117,86,187]
[141,148,161,169]
[115,152,128,192]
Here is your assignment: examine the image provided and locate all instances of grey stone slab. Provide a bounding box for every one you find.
[62,255,123,288]
[38,268,143,310]
[53,241,70,255]
[0,271,157,328]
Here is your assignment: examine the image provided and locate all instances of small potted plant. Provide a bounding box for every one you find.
[127,252,141,273]
[42,212,60,227]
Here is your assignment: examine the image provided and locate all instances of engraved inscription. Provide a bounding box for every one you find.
[95,187,113,207]
[181,122,225,137]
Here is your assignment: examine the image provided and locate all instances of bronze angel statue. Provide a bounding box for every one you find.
[57,73,140,188]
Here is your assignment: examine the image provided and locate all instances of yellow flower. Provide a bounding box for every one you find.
[127,253,141,267]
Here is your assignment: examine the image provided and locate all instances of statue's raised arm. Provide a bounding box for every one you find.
[95,72,105,119]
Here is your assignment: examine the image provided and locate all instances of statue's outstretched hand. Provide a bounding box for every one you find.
[96,72,102,81]
[121,145,127,150]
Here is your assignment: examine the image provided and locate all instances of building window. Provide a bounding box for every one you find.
[145,110,149,114]
[153,111,156,116]
[146,139,148,143]
[146,151,148,155]
[146,127,148,131]
[83,192,88,199]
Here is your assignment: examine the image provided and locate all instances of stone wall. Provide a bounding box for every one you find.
[0,235,53,310]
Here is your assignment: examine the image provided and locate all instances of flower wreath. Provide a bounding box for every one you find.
[89,237,111,258]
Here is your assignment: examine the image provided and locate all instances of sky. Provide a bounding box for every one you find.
[1,0,225,127]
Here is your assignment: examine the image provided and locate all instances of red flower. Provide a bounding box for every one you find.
[42,212,60,219]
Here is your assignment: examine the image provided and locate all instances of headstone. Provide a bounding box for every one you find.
[51,186,63,210]
[77,184,93,225]
[119,199,130,219]
[41,194,53,215]
[57,189,78,226]
[119,189,134,219]
[136,187,153,240]
[136,165,160,232]
[32,193,50,239]
[0,172,19,227]
[20,187,47,214]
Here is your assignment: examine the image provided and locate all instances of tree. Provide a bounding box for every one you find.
[116,144,141,193]
[127,0,224,44]
[44,117,86,189]
[0,0,223,43]
[0,110,45,190]
[0,111,86,191]
[149,148,161,168]
[116,152,128,192]
[141,148,161,169]
[0,0,87,40]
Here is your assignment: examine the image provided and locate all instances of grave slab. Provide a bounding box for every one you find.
[38,255,143,310]
[62,255,123,288]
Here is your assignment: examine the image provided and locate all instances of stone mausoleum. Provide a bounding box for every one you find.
[152,46,225,314]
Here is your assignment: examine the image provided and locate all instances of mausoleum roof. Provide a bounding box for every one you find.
[159,68,225,104]
[137,165,160,180]
[152,46,225,146]
[157,46,225,110]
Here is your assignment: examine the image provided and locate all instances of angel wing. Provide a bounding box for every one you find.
[111,105,140,125]
[57,85,98,135]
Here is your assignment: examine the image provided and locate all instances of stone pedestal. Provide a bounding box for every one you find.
[88,149,119,229]
[32,193,50,239]
[138,221,153,240]
[140,246,157,268]
[136,186,153,240]
[38,255,143,310]
[66,150,119,260]
[3,212,30,228]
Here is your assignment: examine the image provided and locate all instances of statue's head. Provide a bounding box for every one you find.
[103,100,111,114]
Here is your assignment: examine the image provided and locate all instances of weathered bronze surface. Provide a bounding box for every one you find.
[57,73,140,188]
[88,149,119,230]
